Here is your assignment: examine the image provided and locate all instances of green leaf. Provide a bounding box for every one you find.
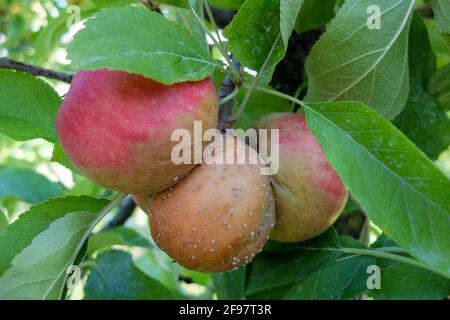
[246,284,292,299]
[429,63,450,110]
[51,143,78,173]
[431,0,450,34]
[305,0,415,119]
[209,0,245,10]
[393,14,450,159]
[369,234,450,300]
[134,249,185,295]
[224,0,285,83]
[153,0,188,7]
[427,24,450,67]
[87,226,152,255]
[0,167,64,203]
[304,101,450,277]
[32,13,74,65]
[90,0,136,7]
[213,267,246,300]
[246,230,376,299]
[233,84,292,129]
[280,0,305,45]
[84,249,174,299]
[246,229,342,295]
[0,211,100,299]
[284,254,373,299]
[0,208,8,233]
[67,177,105,197]
[171,1,208,51]
[0,70,61,142]
[32,0,135,65]
[0,196,108,277]
[294,0,336,34]
[68,6,216,84]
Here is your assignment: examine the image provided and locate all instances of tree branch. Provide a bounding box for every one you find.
[0,58,73,83]
[218,59,240,132]
[218,76,236,132]
[101,196,137,232]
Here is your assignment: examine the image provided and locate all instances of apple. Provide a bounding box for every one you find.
[133,194,150,213]
[149,135,276,272]
[254,113,348,242]
[56,69,218,194]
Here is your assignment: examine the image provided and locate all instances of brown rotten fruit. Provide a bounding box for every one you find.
[56,69,218,194]
[254,113,348,242]
[149,135,276,272]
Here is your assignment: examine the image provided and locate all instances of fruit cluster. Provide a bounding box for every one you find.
[57,70,348,273]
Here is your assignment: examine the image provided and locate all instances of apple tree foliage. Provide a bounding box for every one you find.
[0,0,449,300]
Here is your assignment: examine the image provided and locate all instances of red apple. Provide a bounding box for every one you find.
[56,69,218,194]
[254,113,348,242]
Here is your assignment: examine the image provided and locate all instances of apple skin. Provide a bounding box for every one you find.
[133,194,150,213]
[254,113,348,242]
[56,69,218,195]
[149,135,276,272]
